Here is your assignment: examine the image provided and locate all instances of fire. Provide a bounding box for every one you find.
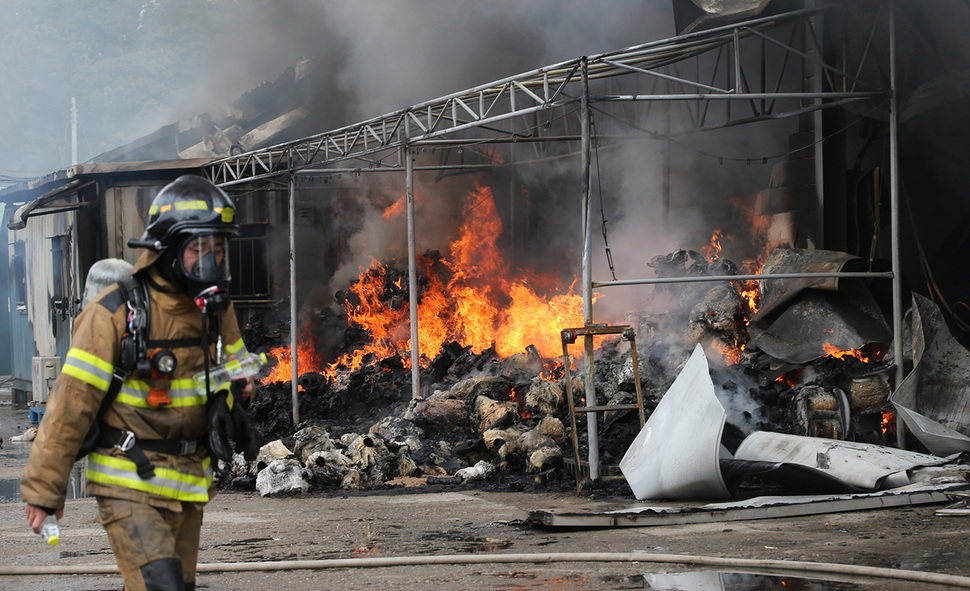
[711,337,743,365]
[510,386,532,418]
[774,373,796,388]
[280,179,586,383]
[738,285,759,315]
[480,144,506,164]
[382,195,406,221]
[322,259,413,379]
[701,229,728,263]
[539,362,566,382]
[737,258,763,316]
[822,342,871,362]
[881,409,896,436]
[260,326,326,389]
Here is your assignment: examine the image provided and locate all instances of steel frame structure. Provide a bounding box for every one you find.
[204,3,902,473]
[205,6,885,186]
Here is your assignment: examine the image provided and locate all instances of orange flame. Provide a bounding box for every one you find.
[738,284,759,316]
[260,327,326,388]
[737,258,763,316]
[822,342,871,362]
[382,195,406,221]
[711,337,743,365]
[510,386,532,418]
[701,229,729,262]
[283,179,587,382]
[881,410,896,436]
[774,373,796,388]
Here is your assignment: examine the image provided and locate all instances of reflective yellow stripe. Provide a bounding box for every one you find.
[62,349,114,391]
[174,200,208,211]
[215,206,234,223]
[115,378,207,408]
[225,338,246,356]
[115,392,207,408]
[86,453,213,502]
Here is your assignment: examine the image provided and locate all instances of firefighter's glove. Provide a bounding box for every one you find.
[230,379,261,462]
[207,390,237,466]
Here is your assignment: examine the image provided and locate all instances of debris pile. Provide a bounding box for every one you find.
[238,343,646,495]
[234,243,968,499]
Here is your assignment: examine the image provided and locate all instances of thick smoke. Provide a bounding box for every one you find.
[220,0,796,341]
[4,1,795,352]
[200,1,674,123]
[219,0,681,322]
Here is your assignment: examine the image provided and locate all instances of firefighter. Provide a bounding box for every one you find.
[22,175,257,591]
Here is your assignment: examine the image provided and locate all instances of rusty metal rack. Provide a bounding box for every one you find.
[561,324,645,490]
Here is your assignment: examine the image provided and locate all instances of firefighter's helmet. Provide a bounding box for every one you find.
[138,175,238,249]
[132,175,238,294]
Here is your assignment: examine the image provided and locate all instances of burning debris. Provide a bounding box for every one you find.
[227,168,963,502]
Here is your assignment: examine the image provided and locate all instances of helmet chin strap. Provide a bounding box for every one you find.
[157,248,187,292]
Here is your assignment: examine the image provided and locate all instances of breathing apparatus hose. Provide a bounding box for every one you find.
[2,552,970,587]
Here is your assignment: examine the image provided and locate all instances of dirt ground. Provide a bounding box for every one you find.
[2,402,970,590]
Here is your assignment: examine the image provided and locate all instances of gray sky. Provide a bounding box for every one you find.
[0,0,676,185]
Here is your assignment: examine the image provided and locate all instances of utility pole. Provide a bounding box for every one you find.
[71,97,78,165]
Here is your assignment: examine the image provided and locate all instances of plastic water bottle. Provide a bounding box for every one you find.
[40,514,60,546]
[193,352,268,395]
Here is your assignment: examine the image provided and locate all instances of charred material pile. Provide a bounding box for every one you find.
[654,245,898,453]
[237,328,660,494]
[231,243,909,497]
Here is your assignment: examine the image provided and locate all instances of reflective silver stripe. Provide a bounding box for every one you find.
[85,452,212,502]
[61,349,114,391]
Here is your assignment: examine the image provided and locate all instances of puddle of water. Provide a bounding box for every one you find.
[418,531,515,554]
[0,445,86,502]
[896,548,968,572]
[638,571,864,590]
[494,571,869,591]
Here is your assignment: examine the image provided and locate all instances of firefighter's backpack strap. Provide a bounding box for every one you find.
[75,277,143,461]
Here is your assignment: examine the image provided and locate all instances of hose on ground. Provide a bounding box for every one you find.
[1,552,968,587]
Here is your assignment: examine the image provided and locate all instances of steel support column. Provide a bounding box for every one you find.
[888,0,905,448]
[288,175,299,425]
[405,140,421,400]
[580,57,599,481]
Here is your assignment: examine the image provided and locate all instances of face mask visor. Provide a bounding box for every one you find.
[179,234,231,286]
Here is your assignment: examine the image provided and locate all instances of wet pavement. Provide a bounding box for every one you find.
[1,395,970,589]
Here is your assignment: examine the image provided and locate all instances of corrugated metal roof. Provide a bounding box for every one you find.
[0,158,213,202]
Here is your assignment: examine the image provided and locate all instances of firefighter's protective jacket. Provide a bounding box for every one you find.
[21,253,248,511]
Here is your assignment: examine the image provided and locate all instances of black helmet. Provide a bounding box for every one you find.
[136,175,238,250]
[130,175,238,294]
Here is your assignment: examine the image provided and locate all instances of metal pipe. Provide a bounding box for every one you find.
[561,340,584,491]
[888,0,906,448]
[288,176,299,426]
[734,28,743,93]
[9,551,970,588]
[810,8,826,252]
[580,57,599,481]
[593,271,893,288]
[405,142,421,401]
[595,91,883,101]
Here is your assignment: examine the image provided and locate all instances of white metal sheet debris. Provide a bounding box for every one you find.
[515,482,969,528]
[891,294,970,455]
[619,343,729,500]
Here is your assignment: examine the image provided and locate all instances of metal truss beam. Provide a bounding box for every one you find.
[204,5,887,187]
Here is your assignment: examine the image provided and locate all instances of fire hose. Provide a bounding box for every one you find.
[2,552,970,587]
